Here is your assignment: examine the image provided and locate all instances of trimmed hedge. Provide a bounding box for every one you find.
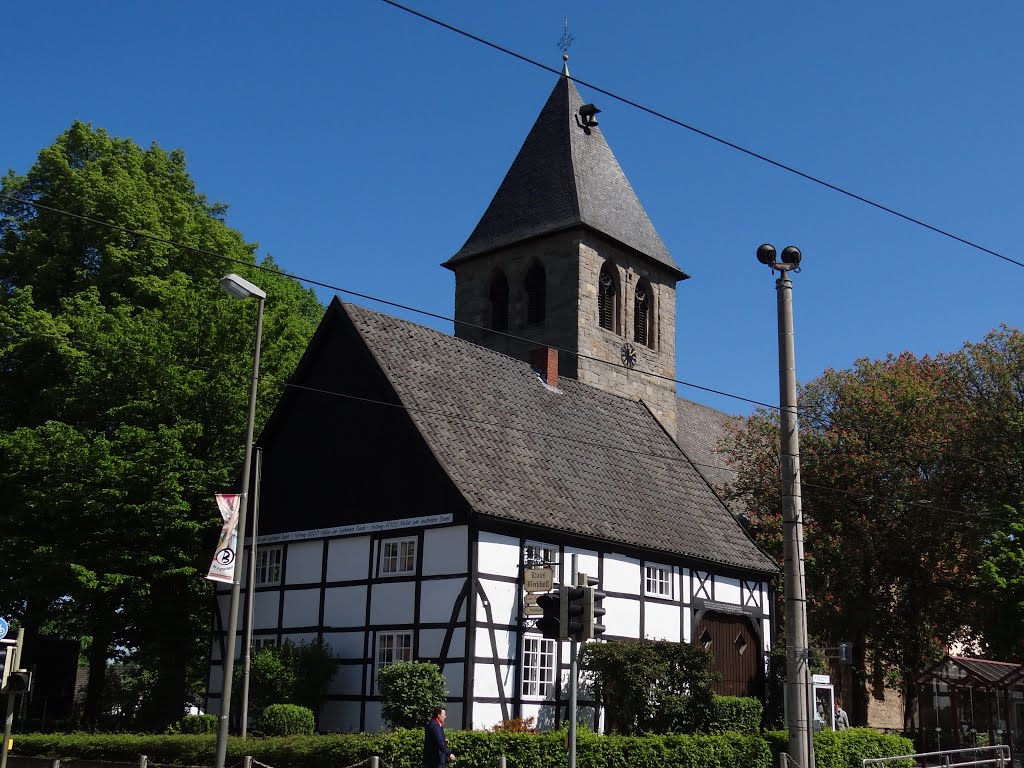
[259,704,315,737]
[10,726,912,768]
[166,714,218,735]
[708,696,763,733]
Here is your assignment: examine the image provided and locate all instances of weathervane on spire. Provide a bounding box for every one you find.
[558,17,574,75]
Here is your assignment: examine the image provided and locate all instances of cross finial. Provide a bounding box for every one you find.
[558,17,574,75]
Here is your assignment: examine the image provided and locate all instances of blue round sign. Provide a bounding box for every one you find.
[0,618,8,640]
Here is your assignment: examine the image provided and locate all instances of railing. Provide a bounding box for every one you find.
[863,744,1012,768]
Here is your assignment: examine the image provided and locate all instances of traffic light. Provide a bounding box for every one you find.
[1,669,31,695]
[536,591,563,640]
[582,575,607,640]
[564,583,587,642]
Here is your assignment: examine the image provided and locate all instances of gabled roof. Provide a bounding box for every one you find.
[444,75,686,279]
[340,300,775,574]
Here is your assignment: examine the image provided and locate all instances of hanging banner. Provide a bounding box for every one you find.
[206,493,241,584]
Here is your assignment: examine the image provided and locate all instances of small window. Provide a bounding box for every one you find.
[255,546,283,586]
[381,537,417,576]
[598,263,619,333]
[523,542,556,566]
[521,635,556,697]
[644,565,671,597]
[634,282,654,348]
[252,636,277,651]
[376,631,413,689]
[489,272,509,332]
[525,263,546,324]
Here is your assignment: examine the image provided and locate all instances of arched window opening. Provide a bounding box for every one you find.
[489,272,509,332]
[634,282,654,347]
[525,263,546,325]
[598,264,619,332]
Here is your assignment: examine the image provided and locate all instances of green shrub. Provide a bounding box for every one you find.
[815,728,915,768]
[377,661,448,729]
[166,713,218,734]
[259,704,315,736]
[707,696,763,733]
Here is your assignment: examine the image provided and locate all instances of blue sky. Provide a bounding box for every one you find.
[6,2,1022,414]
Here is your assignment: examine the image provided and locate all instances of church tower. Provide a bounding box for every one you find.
[443,64,688,433]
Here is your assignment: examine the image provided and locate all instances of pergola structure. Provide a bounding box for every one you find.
[916,655,1024,765]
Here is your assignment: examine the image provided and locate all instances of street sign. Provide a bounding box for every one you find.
[524,567,554,593]
[523,594,543,616]
[0,618,8,641]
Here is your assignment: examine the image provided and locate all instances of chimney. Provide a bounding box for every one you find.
[530,347,559,388]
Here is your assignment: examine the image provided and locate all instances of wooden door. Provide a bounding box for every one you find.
[694,611,762,698]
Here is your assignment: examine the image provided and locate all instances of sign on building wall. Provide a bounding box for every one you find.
[524,567,554,593]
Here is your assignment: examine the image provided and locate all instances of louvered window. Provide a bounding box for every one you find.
[489,273,509,331]
[525,263,546,324]
[634,283,653,347]
[598,265,617,332]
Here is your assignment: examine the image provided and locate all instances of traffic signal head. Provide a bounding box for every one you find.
[564,584,587,642]
[536,591,563,640]
[2,669,31,695]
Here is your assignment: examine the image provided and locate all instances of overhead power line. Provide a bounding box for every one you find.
[0,191,1013,474]
[377,0,1024,271]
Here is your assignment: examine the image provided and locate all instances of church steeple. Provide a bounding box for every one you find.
[447,71,685,433]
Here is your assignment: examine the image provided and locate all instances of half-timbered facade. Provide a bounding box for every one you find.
[206,67,778,732]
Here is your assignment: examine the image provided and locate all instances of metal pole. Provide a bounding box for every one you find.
[569,554,578,768]
[214,296,265,768]
[239,447,263,738]
[776,270,813,768]
[0,628,24,768]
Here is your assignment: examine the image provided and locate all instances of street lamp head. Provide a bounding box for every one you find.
[756,243,777,265]
[780,246,802,268]
[220,273,266,301]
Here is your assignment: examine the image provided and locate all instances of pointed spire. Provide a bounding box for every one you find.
[561,53,570,77]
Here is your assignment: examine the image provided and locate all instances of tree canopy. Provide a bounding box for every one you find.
[720,328,1024,729]
[0,121,324,730]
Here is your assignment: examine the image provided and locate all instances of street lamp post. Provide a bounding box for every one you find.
[214,273,266,768]
[756,244,814,768]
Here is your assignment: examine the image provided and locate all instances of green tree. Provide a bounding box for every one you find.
[377,661,448,730]
[580,639,716,735]
[0,121,323,730]
[236,640,338,721]
[975,504,1024,660]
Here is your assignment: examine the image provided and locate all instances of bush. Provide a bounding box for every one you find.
[259,704,315,736]
[707,696,763,733]
[377,661,448,729]
[815,728,915,768]
[166,713,218,734]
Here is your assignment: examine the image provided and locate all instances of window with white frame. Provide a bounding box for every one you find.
[255,546,283,586]
[252,636,277,651]
[523,542,556,566]
[521,635,556,698]
[644,564,671,597]
[376,631,413,688]
[380,537,417,575]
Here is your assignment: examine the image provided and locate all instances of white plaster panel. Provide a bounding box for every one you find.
[644,601,681,642]
[281,631,318,646]
[683,606,692,643]
[282,588,320,627]
[370,581,416,624]
[476,628,514,661]
[321,700,361,733]
[763,619,772,651]
[328,663,364,695]
[326,536,371,582]
[420,577,468,624]
[419,627,466,660]
[323,630,366,659]
[477,531,521,577]
[715,575,742,604]
[439,660,465,696]
[217,594,230,627]
[323,585,368,628]
[443,701,464,730]
[605,595,640,638]
[254,591,280,629]
[521,702,559,731]
[681,568,691,603]
[603,553,641,595]
[363,702,384,733]
[206,697,222,716]
[563,548,600,585]
[285,540,324,585]
[423,526,468,576]
[473,661,513,699]
[208,666,223,694]
[479,578,518,626]
[210,639,221,662]
[762,584,770,612]
[673,567,683,600]
[473,702,506,731]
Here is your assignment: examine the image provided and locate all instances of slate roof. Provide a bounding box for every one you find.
[341,300,776,574]
[444,74,686,279]
[675,397,742,496]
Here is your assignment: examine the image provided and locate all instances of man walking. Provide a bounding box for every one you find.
[422,706,455,768]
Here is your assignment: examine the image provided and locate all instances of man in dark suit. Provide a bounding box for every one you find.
[422,706,455,768]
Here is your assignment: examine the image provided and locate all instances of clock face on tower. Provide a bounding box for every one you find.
[620,343,637,369]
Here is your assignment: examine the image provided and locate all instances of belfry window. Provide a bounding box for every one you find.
[598,264,619,333]
[525,263,546,324]
[634,281,653,347]
[489,272,509,332]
